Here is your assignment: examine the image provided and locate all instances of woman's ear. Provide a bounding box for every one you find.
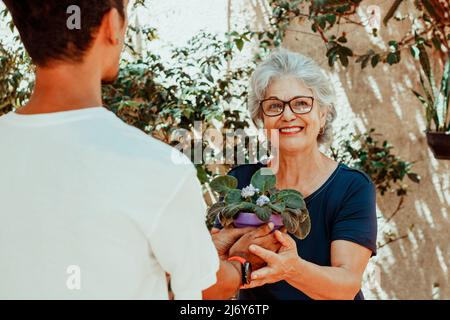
[319,107,328,129]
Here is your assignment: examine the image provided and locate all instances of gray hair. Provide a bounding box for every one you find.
[248,48,337,144]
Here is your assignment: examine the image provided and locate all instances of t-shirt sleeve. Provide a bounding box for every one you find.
[331,177,378,256]
[148,168,220,299]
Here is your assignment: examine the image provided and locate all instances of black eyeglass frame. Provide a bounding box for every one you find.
[259,96,315,117]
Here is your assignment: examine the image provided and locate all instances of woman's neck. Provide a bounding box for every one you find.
[270,146,334,194]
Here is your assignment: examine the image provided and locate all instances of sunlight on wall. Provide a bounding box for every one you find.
[328,72,366,136]
[415,199,436,229]
[407,230,419,251]
[435,246,448,275]
[367,76,383,102]
[415,109,427,133]
[441,207,449,220]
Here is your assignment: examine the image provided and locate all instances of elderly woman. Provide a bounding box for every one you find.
[215,49,377,300]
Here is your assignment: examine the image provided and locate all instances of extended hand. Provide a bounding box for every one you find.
[211,226,254,259]
[241,230,300,289]
[229,223,284,270]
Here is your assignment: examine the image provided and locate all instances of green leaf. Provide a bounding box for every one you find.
[436,57,450,130]
[295,214,311,240]
[371,54,380,68]
[281,211,297,234]
[235,38,244,51]
[387,52,400,65]
[267,203,285,213]
[418,44,431,80]
[388,40,398,50]
[325,14,336,25]
[318,15,326,30]
[339,53,349,67]
[238,202,258,212]
[196,165,209,184]
[210,175,238,194]
[274,190,306,209]
[410,45,420,59]
[284,195,306,209]
[407,173,421,183]
[206,201,226,225]
[222,203,242,219]
[432,37,442,51]
[340,46,353,57]
[250,169,276,193]
[337,35,347,43]
[255,206,272,222]
[225,189,242,204]
[361,55,370,69]
[328,51,338,67]
[336,4,351,14]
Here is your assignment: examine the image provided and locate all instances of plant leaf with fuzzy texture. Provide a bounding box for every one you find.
[274,190,306,209]
[282,208,311,239]
[220,202,258,227]
[251,169,276,193]
[281,210,299,235]
[293,214,311,239]
[210,175,238,194]
[207,202,225,220]
[225,189,242,204]
[267,203,285,213]
[255,206,272,222]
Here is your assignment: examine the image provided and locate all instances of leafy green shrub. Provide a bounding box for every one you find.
[329,128,421,196]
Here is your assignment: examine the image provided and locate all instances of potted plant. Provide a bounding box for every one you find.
[207,169,311,240]
[412,49,450,160]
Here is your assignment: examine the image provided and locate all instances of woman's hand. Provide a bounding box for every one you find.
[210,226,254,260]
[241,230,300,289]
[229,223,283,270]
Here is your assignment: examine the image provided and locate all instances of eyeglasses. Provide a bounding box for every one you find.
[260,96,314,117]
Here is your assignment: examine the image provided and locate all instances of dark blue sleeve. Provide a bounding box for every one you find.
[331,178,378,256]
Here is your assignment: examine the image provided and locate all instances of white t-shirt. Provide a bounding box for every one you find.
[0,107,219,300]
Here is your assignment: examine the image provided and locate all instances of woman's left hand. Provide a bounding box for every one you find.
[241,230,300,289]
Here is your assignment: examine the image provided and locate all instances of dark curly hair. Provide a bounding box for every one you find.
[3,0,125,66]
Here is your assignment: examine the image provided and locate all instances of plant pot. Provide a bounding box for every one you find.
[426,131,450,160]
[233,212,284,229]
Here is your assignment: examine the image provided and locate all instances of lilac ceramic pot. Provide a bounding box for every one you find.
[233,212,284,229]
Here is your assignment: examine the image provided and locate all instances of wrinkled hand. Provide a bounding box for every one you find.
[229,223,285,270]
[241,230,300,289]
[211,226,254,259]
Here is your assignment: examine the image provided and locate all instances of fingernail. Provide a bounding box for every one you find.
[252,274,258,280]
[268,222,274,230]
[249,245,257,251]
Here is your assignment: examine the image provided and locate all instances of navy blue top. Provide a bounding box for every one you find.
[214,162,377,300]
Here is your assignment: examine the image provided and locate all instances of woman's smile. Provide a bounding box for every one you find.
[279,126,305,135]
